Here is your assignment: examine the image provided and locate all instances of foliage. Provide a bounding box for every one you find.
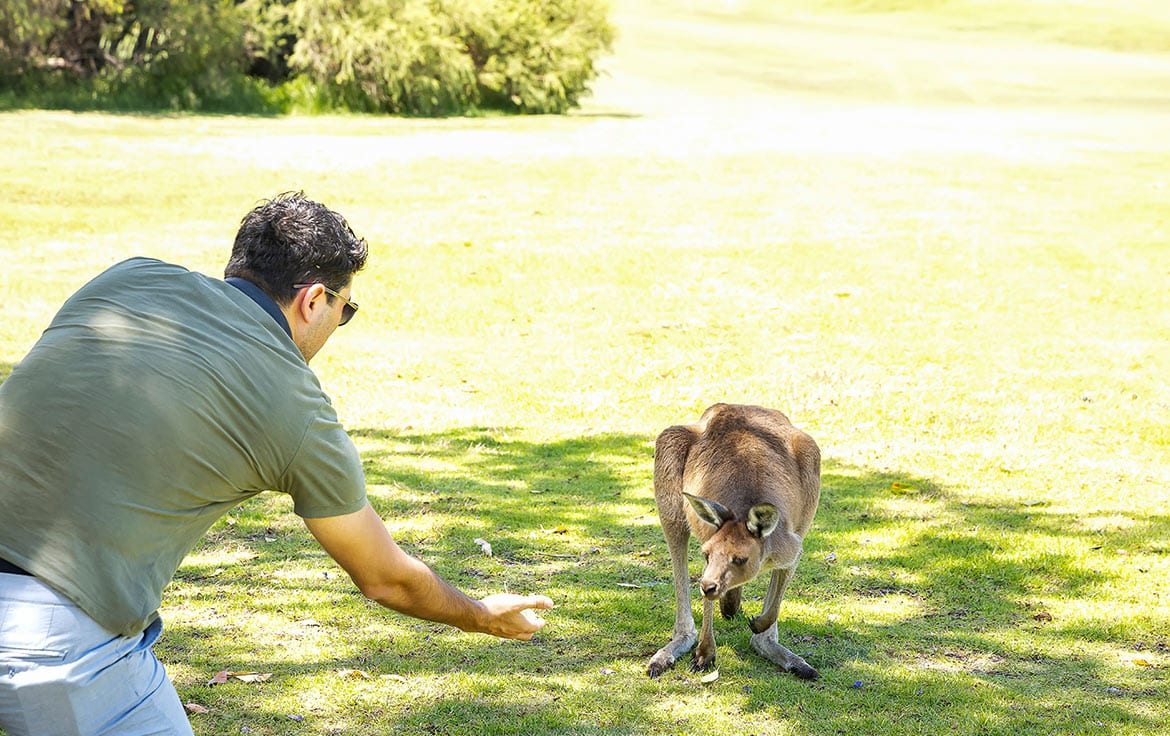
[0,0,614,114]
[238,0,297,83]
[0,0,249,110]
[445,0,616,113]
[104,0,248,109]
[289,0,615,115]
[289,0,478,115]
[0,0,113,78]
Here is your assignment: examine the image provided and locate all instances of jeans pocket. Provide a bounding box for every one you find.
[0,645,65,663]
[0,600,66,664]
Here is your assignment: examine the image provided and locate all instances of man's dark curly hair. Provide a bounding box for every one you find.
[225,192,368,305]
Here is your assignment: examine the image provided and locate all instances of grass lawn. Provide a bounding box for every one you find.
[1,1,1168,734]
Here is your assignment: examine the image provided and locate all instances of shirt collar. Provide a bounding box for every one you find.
[225,277,292,339]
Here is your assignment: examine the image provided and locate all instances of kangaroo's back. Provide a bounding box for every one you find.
[684,403,820,538]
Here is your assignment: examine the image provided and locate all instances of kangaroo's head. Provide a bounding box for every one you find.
[684,492,780,600]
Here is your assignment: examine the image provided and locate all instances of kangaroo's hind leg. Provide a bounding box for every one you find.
[748,567,818,679]
[720,587,741,619]
[647,425,699,678]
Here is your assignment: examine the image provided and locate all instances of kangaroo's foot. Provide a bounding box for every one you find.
[647,630,697,678]
[749,628,818,680]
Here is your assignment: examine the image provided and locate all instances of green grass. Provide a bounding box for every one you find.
[2,1,1169,734]
[664,0,1170,54]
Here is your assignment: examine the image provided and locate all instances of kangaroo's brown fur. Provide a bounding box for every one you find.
[646,403,821,679]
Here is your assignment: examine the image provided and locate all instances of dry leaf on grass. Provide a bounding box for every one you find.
[208,670,273,686]
[183,703,210,715]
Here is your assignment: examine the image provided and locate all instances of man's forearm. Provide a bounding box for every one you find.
[362,551,489,634]
[304,504,549,640]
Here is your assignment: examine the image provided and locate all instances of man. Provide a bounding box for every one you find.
[0,192,553,735]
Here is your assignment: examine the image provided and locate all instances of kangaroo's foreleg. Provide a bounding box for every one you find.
[691,597,717,672]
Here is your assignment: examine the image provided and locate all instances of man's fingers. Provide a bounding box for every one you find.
[479,593,555,639]
[515,596,552,637]
[523,595,555,611]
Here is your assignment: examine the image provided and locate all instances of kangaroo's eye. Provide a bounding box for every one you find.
[703,553,710,561]
[732,556,748,566]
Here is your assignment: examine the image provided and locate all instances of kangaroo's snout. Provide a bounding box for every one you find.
[700,580,720,599]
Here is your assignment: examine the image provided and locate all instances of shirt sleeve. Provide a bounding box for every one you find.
[282,406,368,519]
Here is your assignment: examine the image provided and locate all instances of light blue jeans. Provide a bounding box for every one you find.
[0,573,193,736]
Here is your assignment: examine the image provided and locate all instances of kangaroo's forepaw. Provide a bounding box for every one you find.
[690,649,716,673]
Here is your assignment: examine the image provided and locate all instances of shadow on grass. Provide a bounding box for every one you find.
[164,429,1169,735]
[757,460,1170,733]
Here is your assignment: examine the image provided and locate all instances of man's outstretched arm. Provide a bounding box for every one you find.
[303,502,552,640]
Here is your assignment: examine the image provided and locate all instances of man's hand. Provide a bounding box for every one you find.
[477,594,554,640]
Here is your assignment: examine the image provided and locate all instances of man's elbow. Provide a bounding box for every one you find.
[352,575,408,608]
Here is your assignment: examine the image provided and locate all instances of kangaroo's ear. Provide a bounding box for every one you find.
[746,504,781,538]
[684,493,733,530]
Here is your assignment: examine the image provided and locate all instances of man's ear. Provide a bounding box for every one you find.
[296,283,327,323]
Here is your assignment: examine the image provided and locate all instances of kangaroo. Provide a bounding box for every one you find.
[646,403,821,679]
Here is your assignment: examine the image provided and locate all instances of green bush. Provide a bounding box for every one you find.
[239,0,297,83]
[289,0,615,115]
[102,0,249,110]
[0,0,249,110]
[289,0,478,115]
[0,0,110,80]
[446,0,616,112]
[0,0,614,114]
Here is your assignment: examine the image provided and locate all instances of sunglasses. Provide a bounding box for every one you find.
[293,283,359,326]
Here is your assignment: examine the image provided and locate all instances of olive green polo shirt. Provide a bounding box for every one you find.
[0,257,367,636]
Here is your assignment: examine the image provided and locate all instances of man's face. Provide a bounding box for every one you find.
[296,283,354,364]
